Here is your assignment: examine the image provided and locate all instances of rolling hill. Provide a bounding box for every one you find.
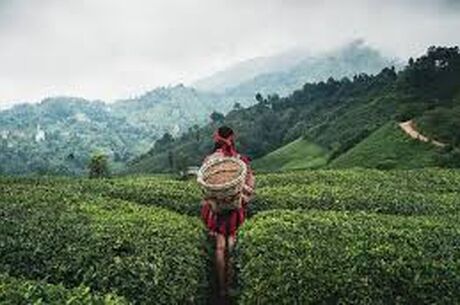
[0,86,237,175]
[0,41,397,176]
[330,122,440,169]
[129,46,460,174]
[252,137,329,172]
[224,40,399,99]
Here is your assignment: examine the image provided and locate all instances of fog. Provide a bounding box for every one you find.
[1,0,459,107]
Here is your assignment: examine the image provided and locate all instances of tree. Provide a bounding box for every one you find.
[210,111,225,124]
[233,102,242,110]
[192,124,201,142]
[154,132,174,151]
[88,153,109,178]
[255,93,264,104]
[168,150,174,171]
[408,57,414,66]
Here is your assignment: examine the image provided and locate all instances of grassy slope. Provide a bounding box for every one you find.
[330,122,440,169]
[252,137,329,172]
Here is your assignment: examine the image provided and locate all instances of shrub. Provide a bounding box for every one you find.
[0,183,207,304]
[87,177,203,216]
[0,274,127,305]
[250,169,460,217]
[375,159,397,170]
[88,153,110,178]
[236,210,460,305]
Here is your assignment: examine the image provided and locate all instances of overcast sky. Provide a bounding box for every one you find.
[0,0,459,107]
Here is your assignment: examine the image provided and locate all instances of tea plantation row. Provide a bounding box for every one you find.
[1,169,460,304]
[0,182,207,304]
[31,168,458,218]
[236,210,460,305]
[0,274,127,304]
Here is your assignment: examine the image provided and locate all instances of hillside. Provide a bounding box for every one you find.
[252,137,329,172]
[330,122,440,169]
[129,46,460,174]
[192,48,310,92]
[109,84,242,137]
[127,66,400,173]
[0,86,237,175]
[225,40,398,98]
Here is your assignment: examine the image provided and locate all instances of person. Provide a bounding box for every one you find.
[200,126,255,301]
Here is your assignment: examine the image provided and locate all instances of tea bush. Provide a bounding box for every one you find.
[0,183,207,304]
[250,169,460,217]
[17,169,456,219]
[91,177,202,216]
[0,274,127,305]
[236,210,460,305]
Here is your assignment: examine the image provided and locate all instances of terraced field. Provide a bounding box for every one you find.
[1,169,459,304]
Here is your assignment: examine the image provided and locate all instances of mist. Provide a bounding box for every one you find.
[1,0,459,107]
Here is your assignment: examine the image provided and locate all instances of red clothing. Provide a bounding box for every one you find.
[201,202,246,237]
[200,150,254,237]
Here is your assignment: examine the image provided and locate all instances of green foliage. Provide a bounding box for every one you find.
[436,145,460,168]
[416,104,460,146]
[252,169,460,217]
[132,46,460,174]
[0,180,207,304]
[87,176,203,216]
[88,153,110,178]
[253,137,329,172]
[236,210,460,305]
[0,86,243,176]
[330,122,440,169]
[55,169,460,219]
[210,111,225,124]
[2,168,460,303]
[0,274,127,305]
[397,46,460,103]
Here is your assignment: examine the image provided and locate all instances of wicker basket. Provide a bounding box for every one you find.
[197,155,247,211]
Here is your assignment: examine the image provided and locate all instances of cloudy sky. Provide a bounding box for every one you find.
[0,0,459,107]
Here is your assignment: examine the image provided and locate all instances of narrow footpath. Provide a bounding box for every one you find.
[399,120,446,147]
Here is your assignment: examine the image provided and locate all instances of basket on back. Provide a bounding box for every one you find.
[197,155,247,211]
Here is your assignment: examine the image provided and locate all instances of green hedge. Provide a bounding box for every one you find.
[81,169,460,218]
[0,274,127,305]
[0,183,207,304]
[11,169,455,219]
[254,169,460,192]
[236,210,460,305]
[252,181,459,216]
[250,169,460,217]
[91,177,202,216]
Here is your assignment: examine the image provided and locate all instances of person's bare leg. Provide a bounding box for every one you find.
[215,233,227,297]
[226,236,236,291]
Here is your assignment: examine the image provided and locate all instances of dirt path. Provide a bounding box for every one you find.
[399,120,446,147]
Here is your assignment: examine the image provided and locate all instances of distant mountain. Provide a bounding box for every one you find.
[0,85,239,175]
[128,46,460,174]
[0,41,420,176]
[109,84,241,137]
[225,40,401,98]
[0,97,149,175]
[193,40,401,101]
[192,48,310,93]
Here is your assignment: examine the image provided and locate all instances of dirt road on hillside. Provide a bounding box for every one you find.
[399,120,446,147]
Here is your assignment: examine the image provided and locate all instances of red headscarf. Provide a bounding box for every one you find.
[212,129,251,165]
[213,130,237,157]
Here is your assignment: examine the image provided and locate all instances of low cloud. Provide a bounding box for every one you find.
[0,0,459,106]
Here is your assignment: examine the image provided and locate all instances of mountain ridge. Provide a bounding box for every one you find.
[127,46,460,174]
